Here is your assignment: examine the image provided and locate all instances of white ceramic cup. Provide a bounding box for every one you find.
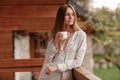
[59,31,70,40]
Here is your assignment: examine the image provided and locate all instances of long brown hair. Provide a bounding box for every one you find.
[51,4,80,40]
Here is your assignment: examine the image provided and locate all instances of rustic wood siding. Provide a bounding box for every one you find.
[0,31,13,59]
[0,0,66,80]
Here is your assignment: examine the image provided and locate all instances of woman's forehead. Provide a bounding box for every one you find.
[66,7,74,13]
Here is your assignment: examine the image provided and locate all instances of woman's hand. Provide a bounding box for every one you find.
[53,32,63,49]
[45,65,58,75]
[54,32,62,43]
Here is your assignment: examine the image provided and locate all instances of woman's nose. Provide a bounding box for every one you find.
[69,14,73,19]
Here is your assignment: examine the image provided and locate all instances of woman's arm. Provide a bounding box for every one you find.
[57,31,87,72]
[45,39,58,62]
[45,32,64,75]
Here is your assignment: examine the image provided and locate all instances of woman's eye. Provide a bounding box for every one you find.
[65,13,69,16]
[65,13,74,17]
[71,13,75,16]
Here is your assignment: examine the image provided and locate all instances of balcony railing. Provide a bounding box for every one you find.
[73,67,101,80]
[0,58,101,80]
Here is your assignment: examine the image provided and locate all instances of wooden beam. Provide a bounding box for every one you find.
[0,0,67,5]
[0,58,44,68]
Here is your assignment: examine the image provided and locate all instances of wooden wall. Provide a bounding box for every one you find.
[0,0,67,31]
[0,0,66,80]
[0,0,66,58]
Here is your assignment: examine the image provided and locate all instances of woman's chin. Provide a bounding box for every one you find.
[66,22,74,26]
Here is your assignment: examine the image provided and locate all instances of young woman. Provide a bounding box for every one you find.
[39,4,87,80]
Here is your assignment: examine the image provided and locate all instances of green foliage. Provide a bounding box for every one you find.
[91,7,120,69]
[92,8,119,43]
[77,0,120,70]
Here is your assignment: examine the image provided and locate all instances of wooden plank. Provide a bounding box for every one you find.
[0,72,14,80]
[0,67,42,72]
[0,0,67,5]
[0,17,55,26]
[0,31,12,39]
[0,31,13,59]
[0,49,13,59]
[0,18,24,26]
[0,48,12,51]
[21,23,53,31]
[0,40,12,44]
[0,48,13,57]
[0,54,13,59]
[0,58,44,68]
[0,45,12,49]
[0,32,12,47]
[0,36,12,40]
[73,68,88,80]
[73,67,101,80]
[22,17,55,25]
[0,5,60,18]
[0,25,53,32]
[0,26,20,31]
[0,35,12,40]
[0,34,12,38]
[0,18,55,31]
[0,31,12,35]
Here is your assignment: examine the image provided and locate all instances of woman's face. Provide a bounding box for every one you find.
[64,7,75,26]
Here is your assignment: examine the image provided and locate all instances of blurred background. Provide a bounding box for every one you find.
[76,0,120,80]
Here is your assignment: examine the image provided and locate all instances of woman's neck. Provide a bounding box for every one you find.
[64,25,74,34]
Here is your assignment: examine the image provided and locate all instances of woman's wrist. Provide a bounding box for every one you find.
[53,40,59,49]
